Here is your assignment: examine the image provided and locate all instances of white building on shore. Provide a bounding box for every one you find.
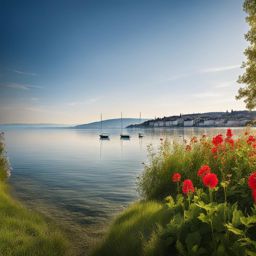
[204,120,215,126]
[184,119,194,127]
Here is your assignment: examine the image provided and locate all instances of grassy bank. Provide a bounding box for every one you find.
[91,201,171,256]
[0,135,72,256]
[91,129,256,256]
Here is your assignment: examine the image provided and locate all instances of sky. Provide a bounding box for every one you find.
[0,0,249,124]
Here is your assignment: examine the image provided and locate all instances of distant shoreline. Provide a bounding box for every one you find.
[128,110,256,129]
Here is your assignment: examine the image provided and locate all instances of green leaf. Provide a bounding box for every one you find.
[240,215,256,227]
[225,223,244,236]
[185,231,201,251]
[176,239,187,256]
[165,195,175,207]
[216,243,226,256]
[239,237,256,248]
[232,209,243,227]
[198,213,210,224]
[245,250,256,256]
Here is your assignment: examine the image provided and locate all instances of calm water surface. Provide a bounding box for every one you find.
[0,127,247,231]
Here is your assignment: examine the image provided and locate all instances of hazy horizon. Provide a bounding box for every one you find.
[1,0,247,124]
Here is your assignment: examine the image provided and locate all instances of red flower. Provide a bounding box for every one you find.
[253,189,256,204]
[225,137,234,147]
[202,173,218,189]
[226,128,233,138]
[182,179,195,194]
[197,165,211,177]
[172,172,181,182]
[248,172,256,190]
[247,136,256,145]
[212,134,223,146]
[211,147,218,154]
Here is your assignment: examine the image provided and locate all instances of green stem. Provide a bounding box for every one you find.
[209,188,213,203]
[210,220,214,243]
[188,194,191,208]
[177,182,179,194]
[208,189,215,246]
[182,203,185,222]
[224,186,227,203]
[223,186,227,222]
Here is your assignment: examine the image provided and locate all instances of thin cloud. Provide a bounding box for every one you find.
[13,70,37,76]
[6,83,30,90]
[1,83,43,90]
[165,64,240,83]
[200,65,240,73]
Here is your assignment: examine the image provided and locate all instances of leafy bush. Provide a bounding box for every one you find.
[155,191,256,256]
[137,128,256,255]
[138,129,255,209]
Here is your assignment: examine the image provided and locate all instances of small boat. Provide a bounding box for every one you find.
[100,133,109,140]
[99,114,109,140]
[120,112,130,140]
[120,134,130,139]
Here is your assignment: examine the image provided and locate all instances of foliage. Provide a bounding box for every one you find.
[237,0,256,110]
[0,134,72,256]
[138,129,256,210]
[158,191,256,256]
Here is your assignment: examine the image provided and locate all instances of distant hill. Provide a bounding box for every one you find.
[73,118,148,129]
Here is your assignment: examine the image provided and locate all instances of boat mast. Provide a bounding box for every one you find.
[121,112,123,134]
[100,113,103,133]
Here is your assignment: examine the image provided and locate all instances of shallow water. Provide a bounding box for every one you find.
[0,126,247,229]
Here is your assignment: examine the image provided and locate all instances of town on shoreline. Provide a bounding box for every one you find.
[128,110,256,128]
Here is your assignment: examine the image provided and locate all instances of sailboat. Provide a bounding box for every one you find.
[138,112,144,138]
[99,114,109,140]
[120,112,130,139]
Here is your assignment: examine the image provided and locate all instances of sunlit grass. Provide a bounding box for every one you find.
[91,201,171,256]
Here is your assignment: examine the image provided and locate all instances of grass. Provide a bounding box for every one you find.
[90,201,171,256]
[0,137,72,256]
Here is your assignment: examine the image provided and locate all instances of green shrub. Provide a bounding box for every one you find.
[138,129,255,209]
[158,190,256,256]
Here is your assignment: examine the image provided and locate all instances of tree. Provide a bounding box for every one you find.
[237,0,256,110]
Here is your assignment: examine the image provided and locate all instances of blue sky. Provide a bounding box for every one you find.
[0,0,248,124]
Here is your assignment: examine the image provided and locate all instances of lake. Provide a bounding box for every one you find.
[0,126,248,243]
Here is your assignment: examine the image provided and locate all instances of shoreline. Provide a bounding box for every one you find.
[0,134,75,255]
